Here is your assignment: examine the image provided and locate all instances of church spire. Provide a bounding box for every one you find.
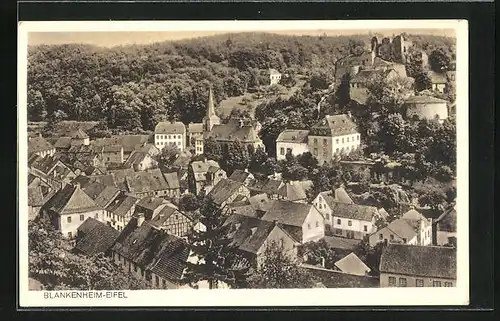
[207,87,215,118]
[203,87,220,132]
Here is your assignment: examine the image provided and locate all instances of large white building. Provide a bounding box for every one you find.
[405,95,449,124]
[154,121,187,152]
[276,129,310,161]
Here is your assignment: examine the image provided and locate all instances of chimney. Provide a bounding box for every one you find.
[320,256,325,268]
[137,213,145,227]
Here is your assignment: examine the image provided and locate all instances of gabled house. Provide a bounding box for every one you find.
[123,150,157,172]
[148,206,194,238]
[276,181,312,203]
[369,208,433,247]
[224,214,298,268]
[276,129,310,161]
[30,155,76,190]
[91,135,151,161]
[328,203,381,240]
[159,170,181,198]
[125,169,169,198]
[133,196,170,221]
[106,168,135,191]
[260,200,325,243]
[334,252,371,276]
[40,183,105,239]
[28,185,55,220]
[111,217,190,289]
[102,145,124,164]
[206,178,251,208]
[246,177,284,199]
[228,169,254,186]
[154,121,187,152]
[28,135,56,158]
[188,159,226,195]
[379,243,456,287]
[104,194,140,232]
[74,217,120,256]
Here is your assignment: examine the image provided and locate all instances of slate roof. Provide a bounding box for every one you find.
[380,243,457,279]
[405,95,447,105]
[28,136,54,154]
[207,178,244,205]
[149,206,192,228]
[247,178,283,195]
[334,252,371,276]
[330,202,379,221]
[402,209,427,221]
[248,193,273,212]
[323,236,361,251]
[261,200,313,227]
[310,114,358,137]
[93,185,121,208]
[125,170,169,194]
[43,184,101,215]
[225,214,277,254]
[228,169,251,184]
[92,135,151,153]
[205,122,259,142]
[187,123,204,133]
[90,174,117,187]
[107,168,135,190]
[435,205,457,233]
[106,194,139,217]
[75,218,120,255]
[154,121,186,134]
[276,129,309,143]
[112,222,189,283]
[31,155,61,175]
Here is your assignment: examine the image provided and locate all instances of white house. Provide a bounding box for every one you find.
[405,95,449,123]
[269,68,282,85]
[154,121,187,152]
[276,129,310,161]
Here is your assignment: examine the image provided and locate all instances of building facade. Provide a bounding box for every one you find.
[276,129,310,161]
[154,121,187,152]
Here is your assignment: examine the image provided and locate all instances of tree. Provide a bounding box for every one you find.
[182,199,249,289]
[203,136,223,163]
[248,240,315,289]
[221,140,251,175]
[279,151,308,182]
[413,71,433,92]
[296,152,319,173]
[353,238,385,275]
[429,49,451,72]
[158,144,180,166]
[178,193,201,212]
[248,146,268,175]
[29,218,147,290]
[299,239,337,269]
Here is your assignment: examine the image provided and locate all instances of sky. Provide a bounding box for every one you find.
[28,29,456,48]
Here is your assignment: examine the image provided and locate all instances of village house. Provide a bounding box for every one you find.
[102,145,124,164]
[308,114,361,164]
[40,183,105,239]
[133,196,171,221]
[369,208,433,247]
[224,213,298,268]
[74,217,120,256]
[379,243,456,287]
[268,68,282,85]
[207,178,251,208]
[134,143,160,158]
[106,168,135,191]
[205,117,265,154]
[276,181,311,203]
[123,150,158,172]
[91,135,151,161]
[70,129,90,146]
[148,206,194,238]
[246,177,284,199]
[433,201,457,246]
[187,123,204,155]
[313,187,353,218]
[78,179,122,211]
[159,170,182,198]
[334,252,371,276]
[329,202,381,240]
[111,217,190,289]
[104,193,140,232]
[28,135,56,158]
[29,154,77,191]
[188,159,226,195]
[228,169,254,186]
[28,184,55,221]
[427,71,448,93]
[349,68,402,105]
[404,95,449,124]
[260,200,325,244]
[124,169,169,198]
[276,129,310,161]
[154,121,187,152]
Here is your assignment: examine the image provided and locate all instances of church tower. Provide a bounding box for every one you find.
[203,87,220,132]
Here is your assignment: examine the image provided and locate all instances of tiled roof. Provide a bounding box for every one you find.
[247,178,283,195]
[334,252,371,276]
[301,264,379,288]
[207,178,244,206]
[28,136,54,154]
[136,196,166,212]
[28,186,49,207]
[162,171,180,189]
[44,184,101,215]
[310,114,358,137]
[402,209,426,221]
[149,206,192,228]
[190,160,221,174]
[323,235,361,251]
[93,185,121,208]
[330,202,379,221]
[75,218,120,256]
[405,95,447,104]
[123,151,150,168]
[228,169,250,184]
[382,218,418,240]
[187,123,204,133]
[103,145,123,153]
[89,174,117,187]
[248,193,273,212]
[72,129,89,139]
[276,129,309,143]
[224,214,275,254]
[148,236,189,284]
[154,121,186,134]
[205,122,259,142]
[261,200,313,227]
[31,155,61,175]
[125,169,169,194]
[92,135,151,153]
[106,194,139,217]
[379,244,457,279]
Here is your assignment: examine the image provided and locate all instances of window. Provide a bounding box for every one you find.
[307,223,311,229]
[357,135,360,141]
[402,238,407,243]
[67,216,72,223]
[95,213,99,219]
[155,276,160,287]
[379,233,383,240]
[286,148,292,154]
[346,137,349,142]
[335,139,339,144]
[363,225,368,232]
[335,229,342,235]
[325,214,330,220]
[316,221,319,228]
[318,204,322,209]
[433,281,442,287]
[390,234,394,241]
[280,148,285,155]
[399,278,407,287]
[67,232,72,238]
[342,138,344,143]
[162,279,167,288]
[416,279,424,287]
[348,220,352,226]
[337,219,341,225]
[444,282,453,287]
[313,148,318,156]
[323,139,327,145]
[388,276,396,286]
[313,138,317,144]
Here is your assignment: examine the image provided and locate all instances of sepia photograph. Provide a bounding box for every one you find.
[18,20,469,307]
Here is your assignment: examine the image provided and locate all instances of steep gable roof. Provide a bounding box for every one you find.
[106,194,139,217]
[330,203,378,221]
[228,169,251,184]
[75,218,120,255]
[381,218,417,240]
[380,244,456,279]
[205,122,259,142]
[44,184,101,215]
[162,171,180,189]
[136,196,167,212]
[261,200,313,227]
[277,183,307,202]
[72,129,89,139]
[310,114,358,137]
[334,252,371,276]
[28,136,54,154]
[125,170,169,194]
[147,236,189,284]
[207,178,244,205]
[124,151,151,168]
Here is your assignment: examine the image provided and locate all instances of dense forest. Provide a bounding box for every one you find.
[27,31,456,135]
